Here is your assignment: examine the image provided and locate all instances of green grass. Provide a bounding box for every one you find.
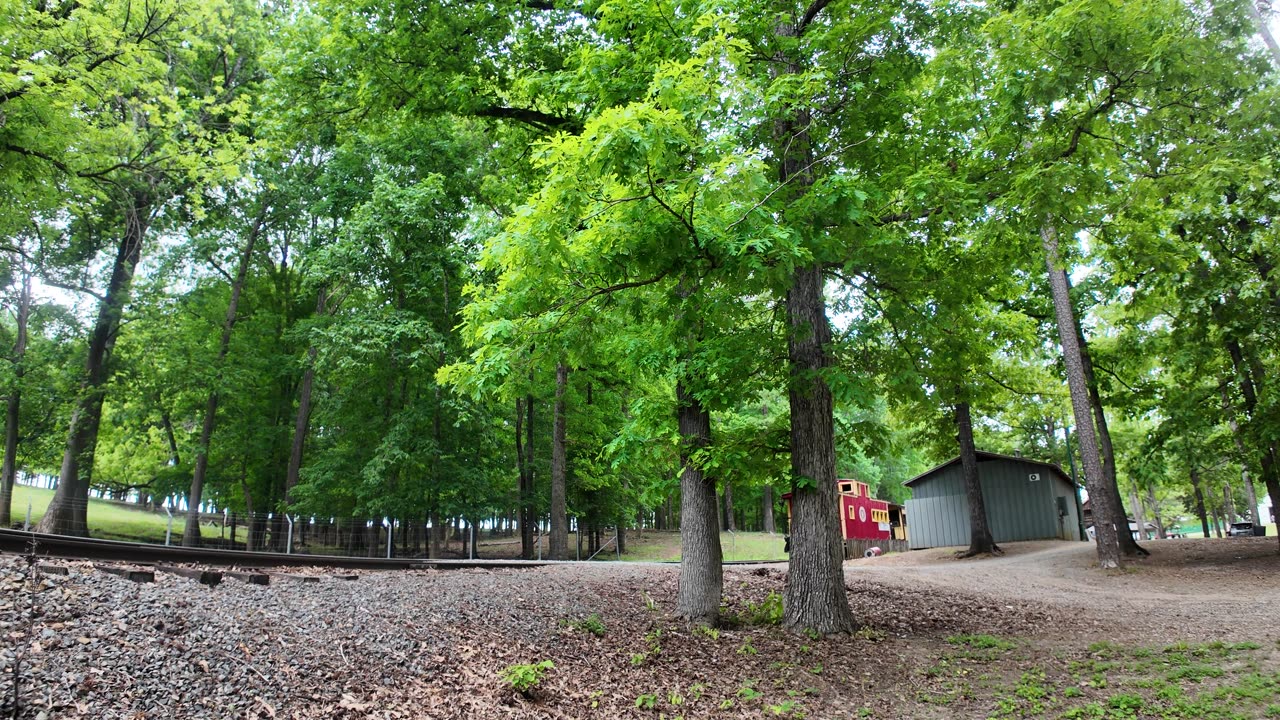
[7,484,237,543]
[618,530,789,562]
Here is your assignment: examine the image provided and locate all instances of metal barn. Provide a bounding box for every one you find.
[903,451,1084,549]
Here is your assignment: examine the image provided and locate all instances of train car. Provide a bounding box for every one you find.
[836,479,892,541]
[782,479,899,542]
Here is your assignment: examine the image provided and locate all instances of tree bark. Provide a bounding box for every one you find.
[1222,386,1263,526]
[1224,339,1280,548]
[1189,465,1210,538]
[773,15,856,635]
[675,380,722,625]
[0,267,31,528]
[1146,484,1166,539]
[549,362,568,559]
[955,401,998,556]
[285,288,328,510]
[723,483,736,532]
[183,207,266,546]
[783,266,857,634]
[1041,223,1122,569]
[1247,1,1280,66]
[762,485,776,534]
[1066,267,1147,557]
[38,190,154,537]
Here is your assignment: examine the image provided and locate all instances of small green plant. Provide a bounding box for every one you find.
[737,683,764,701]
[743,591,785,625]
[854,627,886,642]
[635,693,657,709]
[564,614,607,636]
[767,699,803,716]
[803,627,820,641]
[694,624,720,641]
[500,660,554,695]
[641,591,658,612]
[688,683,706,700]
[668,691,684,706]
[719,699,735,710]
[738,638,758,655]
[808,663,823,675]
[630,652,648,666]
[947,634,1016,652]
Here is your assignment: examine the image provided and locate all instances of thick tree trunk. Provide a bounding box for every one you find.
[955,401,998,556]
[183,208,265,547]
[783,266,857,634]
[762,485,776,534]
[675,381,722,625]
[39,191,153,537]
[772,15,855,635]
[0,269,30,528]
[549,363,568,559]
[1041,223,1122,568]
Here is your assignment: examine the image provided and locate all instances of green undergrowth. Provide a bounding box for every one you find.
[918,636,1278,720]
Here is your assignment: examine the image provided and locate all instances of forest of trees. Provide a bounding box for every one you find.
[1,0,1278,631]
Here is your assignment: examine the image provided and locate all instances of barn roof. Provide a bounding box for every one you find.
[903,451,1076,488]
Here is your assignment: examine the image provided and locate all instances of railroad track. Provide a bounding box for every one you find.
[0,528,548,571]
[0,528,788,574]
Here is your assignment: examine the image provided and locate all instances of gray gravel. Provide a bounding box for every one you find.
[0,555,645,719]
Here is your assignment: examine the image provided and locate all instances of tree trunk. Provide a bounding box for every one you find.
[183,208,266,547]
[1246,1,1280,66]
[38,190,154,537]
[955,401,998,556]
[783,267,857,634]
[1042,223,1122,568]
[1130,488,1148,541]
[1223,482,1237,523]
[1222,387,1263,526]
[675,380,722,625]
[1068,269,1146,557]
[516,393,535,559]
[549,362,568,559]
[762,485,776,534]
[0,268,30,528]
[1145,484,1166,539]
[772,16,855,635]
[1189,466,1210,537]
[723,483,736,532]
[286,288,328,510]
[1224,339,1280,548]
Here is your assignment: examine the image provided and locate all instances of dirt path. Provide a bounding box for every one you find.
[848,537,1280,642]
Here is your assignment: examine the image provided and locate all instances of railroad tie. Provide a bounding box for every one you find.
[94,564,154,583]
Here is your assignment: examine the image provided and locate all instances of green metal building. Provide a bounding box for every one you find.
[903,451,1084,549]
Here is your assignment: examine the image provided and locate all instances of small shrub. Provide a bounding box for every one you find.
[501,660,554,695]
[565,614,606,636]
[743,592,785,625]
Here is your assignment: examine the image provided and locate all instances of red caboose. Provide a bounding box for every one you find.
[781,479,902,541]
[836,479,891,541]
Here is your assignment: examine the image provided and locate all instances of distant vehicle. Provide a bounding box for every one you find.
[1229,522,1255,537]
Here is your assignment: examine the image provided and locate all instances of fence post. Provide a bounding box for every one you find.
[385,518,393,559]
[615,526,620,561]
[24,501,31,531]
[286,514,295,554]
[165,505,174,546]
[469,521,475,560]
